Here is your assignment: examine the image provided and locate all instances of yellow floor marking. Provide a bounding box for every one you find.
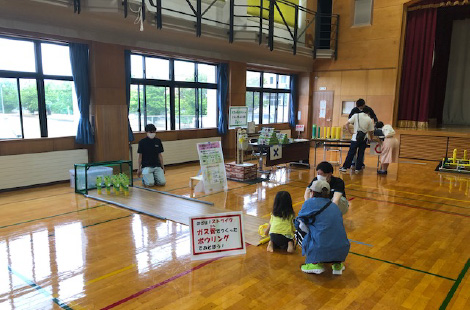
[68,301,87,310]
[85,264,135,285]
[347,184,470,203]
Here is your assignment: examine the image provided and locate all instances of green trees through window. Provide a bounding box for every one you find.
[0,36,77,139]
[129,54,217,131]
[246,70,290,124]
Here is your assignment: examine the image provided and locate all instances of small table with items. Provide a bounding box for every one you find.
[311,138,376,168]
[249,139,310,173]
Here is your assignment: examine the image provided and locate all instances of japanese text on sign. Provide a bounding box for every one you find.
[190,212,246,260]
[229,106,248,128]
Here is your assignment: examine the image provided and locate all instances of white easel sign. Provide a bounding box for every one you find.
[197,141,228,194]
[190,212,246,260]
[229,106,248,128]
[295,125,305,132]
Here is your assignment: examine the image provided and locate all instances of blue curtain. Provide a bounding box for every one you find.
[289,74,298,128]
[217,63,229,135]
[124,50,135,142]
[69,43,94,144]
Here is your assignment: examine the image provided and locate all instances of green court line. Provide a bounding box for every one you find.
[350,251,456,282]
[166,186,192,192]
[0,192,71,207]
[0,204,107,229]
[197,183,254,198]
[349,194,470,218]
[439,258,470,310]
[8,266,73,310]
[347,187,470,210]
[82,214,133,229]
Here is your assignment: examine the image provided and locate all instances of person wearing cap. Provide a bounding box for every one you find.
[137,124,166,186]
[296,180,350,275]
[305,161,348,214]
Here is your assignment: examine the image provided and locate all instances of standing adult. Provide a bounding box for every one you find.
[137,124,166,186]
[340,108,375,173]
[305,161,348,214]
[348,98,378,123]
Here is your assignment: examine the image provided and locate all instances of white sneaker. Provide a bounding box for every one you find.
[332,263,345,275]
[339,167,348,172]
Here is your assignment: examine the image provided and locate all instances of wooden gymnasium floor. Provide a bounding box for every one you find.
[0,149,469,310]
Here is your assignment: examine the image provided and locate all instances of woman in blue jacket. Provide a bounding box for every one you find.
[296,180,350,275]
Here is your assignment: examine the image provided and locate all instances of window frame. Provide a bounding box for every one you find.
[130,53,218,131]
[0,35,74,139]
[246,70,291,125]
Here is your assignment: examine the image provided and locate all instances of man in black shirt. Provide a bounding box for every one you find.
[348,98,378,123]
[137,124,166,186]
[305,161,348,214]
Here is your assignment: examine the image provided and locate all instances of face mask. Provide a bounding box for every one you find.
[317,174,327,182]
[147,133,156,139]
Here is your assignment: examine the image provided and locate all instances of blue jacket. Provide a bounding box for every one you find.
[296,197,350,263]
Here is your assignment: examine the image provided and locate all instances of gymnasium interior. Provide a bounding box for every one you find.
[0,1,469,309]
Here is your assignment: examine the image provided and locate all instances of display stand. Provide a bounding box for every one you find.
[74,160,133,194]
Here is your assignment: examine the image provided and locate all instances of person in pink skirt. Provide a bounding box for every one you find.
[378,125,399,175]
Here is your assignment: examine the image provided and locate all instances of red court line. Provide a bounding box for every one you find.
[352,195,470,218]
[100,256,221,309]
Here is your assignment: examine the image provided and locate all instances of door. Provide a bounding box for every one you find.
[312,91,334,128]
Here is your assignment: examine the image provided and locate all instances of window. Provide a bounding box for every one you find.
[245,71,291,124]
[353,0,373,26]
[0,36,77,139]
[130,54,218,131]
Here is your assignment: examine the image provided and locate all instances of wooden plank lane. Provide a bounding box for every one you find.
[86,187,266,246]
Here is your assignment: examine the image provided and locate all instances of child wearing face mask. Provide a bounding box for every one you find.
[137,124,166,186]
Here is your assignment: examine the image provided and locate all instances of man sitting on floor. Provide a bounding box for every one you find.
[137,124,166,186]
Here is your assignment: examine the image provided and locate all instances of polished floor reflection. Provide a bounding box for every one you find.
[0,150,469,309]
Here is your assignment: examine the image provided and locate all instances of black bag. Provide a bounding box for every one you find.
[356,131,366,142]
[294,201,332,247]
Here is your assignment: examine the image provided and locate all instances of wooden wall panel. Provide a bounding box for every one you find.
[93,105,129,162]
[314,71,342,93]
[367,69,397,96]
[366,95,394,125]
[340,71,368,96]
[399,135,448,161]
[298,72,313,138]
[90,42,126,90]
[448,138,470,158]
[229,61,247,107]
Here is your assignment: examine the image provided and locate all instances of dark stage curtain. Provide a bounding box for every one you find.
[428,5,470,125]
[397,8,437,128]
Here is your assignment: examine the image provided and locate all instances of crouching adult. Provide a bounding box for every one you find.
[296,180,350,275]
